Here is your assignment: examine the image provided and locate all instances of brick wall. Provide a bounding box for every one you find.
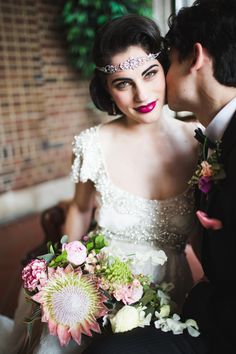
[0,0,102,195]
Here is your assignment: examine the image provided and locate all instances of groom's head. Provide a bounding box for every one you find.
[165,0,236,117]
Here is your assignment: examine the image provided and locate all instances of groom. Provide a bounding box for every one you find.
[83,1,236,353]
[165,0,236,353]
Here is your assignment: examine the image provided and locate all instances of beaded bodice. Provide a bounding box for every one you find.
[72,125,196,252]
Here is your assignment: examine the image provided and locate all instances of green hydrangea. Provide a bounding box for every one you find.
[104,258,133,285]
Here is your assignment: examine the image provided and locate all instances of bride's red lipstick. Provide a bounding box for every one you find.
[135,100,157,113]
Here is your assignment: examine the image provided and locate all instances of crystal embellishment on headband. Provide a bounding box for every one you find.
[96,52,161,74]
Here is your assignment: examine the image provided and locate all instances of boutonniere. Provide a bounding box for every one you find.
[189,128,226,194]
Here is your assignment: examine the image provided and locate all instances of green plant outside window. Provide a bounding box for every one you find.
[62,0,153,79]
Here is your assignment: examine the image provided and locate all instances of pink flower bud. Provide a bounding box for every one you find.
[200,161,213,177]
[198,176,213,194]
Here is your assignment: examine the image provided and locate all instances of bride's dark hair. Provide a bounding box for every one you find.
[89,14,168,116]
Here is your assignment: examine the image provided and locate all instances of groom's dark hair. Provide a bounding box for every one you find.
[165,0,236,87]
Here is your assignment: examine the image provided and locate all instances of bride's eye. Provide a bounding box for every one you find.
[114,80,131,90]
[145,70,158,79]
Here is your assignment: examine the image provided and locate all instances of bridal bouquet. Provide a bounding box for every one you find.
[22,233,200,347]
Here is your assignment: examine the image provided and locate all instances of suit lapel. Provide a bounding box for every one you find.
[221,110,236,164]
[203,110,236,212]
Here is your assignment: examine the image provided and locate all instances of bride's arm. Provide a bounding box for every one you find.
[64,180,96,241]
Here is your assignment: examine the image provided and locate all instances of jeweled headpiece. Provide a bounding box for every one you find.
[96,52,161,74]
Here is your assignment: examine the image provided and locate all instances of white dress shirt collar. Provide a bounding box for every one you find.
[205,96,236,141]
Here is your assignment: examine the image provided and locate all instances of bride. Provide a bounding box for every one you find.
[1,14,201,354]
[66,13,199,311]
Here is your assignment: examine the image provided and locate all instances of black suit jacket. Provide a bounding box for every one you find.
[184,111,236,354]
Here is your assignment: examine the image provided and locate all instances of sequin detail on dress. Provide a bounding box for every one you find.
[71,125,196,252]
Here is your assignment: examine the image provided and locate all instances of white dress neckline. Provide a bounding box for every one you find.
[95,123,192,205]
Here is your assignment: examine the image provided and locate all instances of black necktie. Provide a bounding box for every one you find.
[194,128,216,149]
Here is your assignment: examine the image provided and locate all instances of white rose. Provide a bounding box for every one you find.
[110,305,151,333]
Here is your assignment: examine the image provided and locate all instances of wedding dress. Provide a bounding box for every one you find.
[71,125,195,309]
[0,124,196,354]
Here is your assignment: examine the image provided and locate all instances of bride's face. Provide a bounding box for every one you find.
[106,45,166,124]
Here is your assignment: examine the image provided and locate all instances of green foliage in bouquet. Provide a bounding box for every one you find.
[62,0,153,78]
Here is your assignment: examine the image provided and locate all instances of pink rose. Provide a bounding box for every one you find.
[113,279,143,305]
[22,259,48,291]
[200,161,213,177]
[63,241,87,265]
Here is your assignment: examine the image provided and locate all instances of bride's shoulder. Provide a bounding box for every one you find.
[74,124,101,140]
[72,124,103,151]
[73,117,123,147]
[99,117,124,140]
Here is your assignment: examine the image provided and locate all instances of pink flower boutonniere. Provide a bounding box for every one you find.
[189,132,226,194]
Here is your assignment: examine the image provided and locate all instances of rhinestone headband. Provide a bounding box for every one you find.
[96,52,161,74]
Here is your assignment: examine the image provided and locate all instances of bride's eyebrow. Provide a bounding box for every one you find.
[142,64,159,76]
[111,77,132,84]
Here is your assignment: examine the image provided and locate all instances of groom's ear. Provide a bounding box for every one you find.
[190,42,208,72]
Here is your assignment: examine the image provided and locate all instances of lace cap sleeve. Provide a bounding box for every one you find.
[71,126,102,184]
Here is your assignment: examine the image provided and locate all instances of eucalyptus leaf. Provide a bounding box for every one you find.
[60,235,68,244]
[49,244,55,254]
[37,253,54,263]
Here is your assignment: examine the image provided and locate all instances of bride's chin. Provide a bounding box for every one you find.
[137,114,160,124]
[127,112,160,125]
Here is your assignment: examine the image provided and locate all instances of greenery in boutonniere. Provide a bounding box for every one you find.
[189,138,226,194]
[62,0,152,78]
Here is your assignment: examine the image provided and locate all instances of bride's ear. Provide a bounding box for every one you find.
[190,42,206,72]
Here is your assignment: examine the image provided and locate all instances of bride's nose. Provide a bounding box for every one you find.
[133,84,148,103]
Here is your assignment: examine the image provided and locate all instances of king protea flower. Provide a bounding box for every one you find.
[32,265,107,346]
